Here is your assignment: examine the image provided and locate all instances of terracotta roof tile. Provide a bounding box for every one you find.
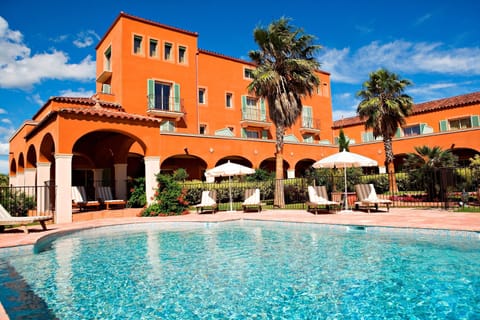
[51,96,123,110]
[333,91,480,128]
[58,106,162,124]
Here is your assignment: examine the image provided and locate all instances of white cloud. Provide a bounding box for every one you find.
[0,158,8,175]
[73,30,100,48]
[0,108,6,114]
[60,88,95,97]
[28,93,44,106]
[0,143,9,155]
[0,16,96,89]
[318,40,480,84]
[415,13,432,25]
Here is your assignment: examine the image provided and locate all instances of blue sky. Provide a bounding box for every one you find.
[1,0,479,174]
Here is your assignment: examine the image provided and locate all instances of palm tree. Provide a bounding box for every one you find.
[403,145,458,200]
[248,17,321,207]
[356,68,413,193]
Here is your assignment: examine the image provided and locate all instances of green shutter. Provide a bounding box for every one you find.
[261,130,268,140]
[471,115,479,127]
[395,127,402,138]
[241,96,247,119]
[439,120,448,132]
[260,99,266,121]
[241,128,246,138]
[361,132,368,142]
[174,84,180,111]
[147,79,155,109]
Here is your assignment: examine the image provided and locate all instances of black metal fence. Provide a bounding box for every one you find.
[182,167,480,211]
[1,166,478,215]
[0,184,55,217]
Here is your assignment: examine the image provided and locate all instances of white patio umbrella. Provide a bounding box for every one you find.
[312,150,377,212]
[205,160,255,212]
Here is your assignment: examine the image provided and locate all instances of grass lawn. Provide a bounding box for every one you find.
[454,206,480,213]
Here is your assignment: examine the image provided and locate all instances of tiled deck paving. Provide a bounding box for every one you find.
[0,207,479,319]
[1,207,479,248]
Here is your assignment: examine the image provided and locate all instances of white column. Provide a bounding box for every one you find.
[287,169,295,179]
[55,153,73,224]
[24,168,36,186]
[37,162,51,214]
[114,163,128,200]
[8,174,16,187]
[16,172,24,186]
[378,166,387,174]
[144,156,160,204]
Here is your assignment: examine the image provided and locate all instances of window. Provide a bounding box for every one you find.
[244,68,254,79]
[149,39,158,57]
[164,42,172,60]
[322,83,329,97]
[199,124,207,135]
[246,97,257,107]
[403,125,421,136]
[198,88,206,104]
[361,132,374,142]
[148,81,171,110]
[303,135,314,143]
[104,46,111,71]
[226,93,233,108]
[178,46,186,63]
[102,84,111,94]
[245,129,259,139]
[449,117,472,130]
[302,106,313,128]
[160,120,175,132]
[133,35,143,54]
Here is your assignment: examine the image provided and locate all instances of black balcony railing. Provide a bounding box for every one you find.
[301,117,321,130]
[147,94,184,113]
[242,106,267,122]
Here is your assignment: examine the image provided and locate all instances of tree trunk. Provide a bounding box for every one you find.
[384,137,398,193]
[387,161,397,193]
[274,150,285,208]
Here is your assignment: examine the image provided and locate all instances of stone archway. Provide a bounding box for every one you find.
[161,155,208,180]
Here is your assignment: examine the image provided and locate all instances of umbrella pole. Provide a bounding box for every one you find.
[344,164,349,211]
[229,175,233,212]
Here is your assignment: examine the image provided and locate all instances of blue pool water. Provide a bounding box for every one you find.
[0,221,479,319]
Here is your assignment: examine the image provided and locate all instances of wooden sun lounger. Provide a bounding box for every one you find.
[0,204,53,233]
[306,185,340,214]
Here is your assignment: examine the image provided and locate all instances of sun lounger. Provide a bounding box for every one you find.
[96,186,126,210]
[0,204,53,233]
[72,186,100,211]
[195,190,218,213]
[242,188,264,212]
[306,185,339,214]
[354,183,392,213]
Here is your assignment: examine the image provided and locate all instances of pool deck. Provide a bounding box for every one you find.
[1,207,479,249]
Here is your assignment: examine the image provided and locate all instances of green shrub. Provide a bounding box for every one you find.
[142,172,189,216]
[127,177,146,208]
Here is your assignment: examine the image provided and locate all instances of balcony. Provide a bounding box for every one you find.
[147,95,185,120]
[299,117,321,135]
[240,106,271,129]
[96,70,112,83]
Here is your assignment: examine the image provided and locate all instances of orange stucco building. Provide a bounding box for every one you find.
[333,92,480,169]
[8,12,480,223]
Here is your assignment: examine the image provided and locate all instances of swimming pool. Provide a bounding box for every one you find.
[0,221,479,319]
